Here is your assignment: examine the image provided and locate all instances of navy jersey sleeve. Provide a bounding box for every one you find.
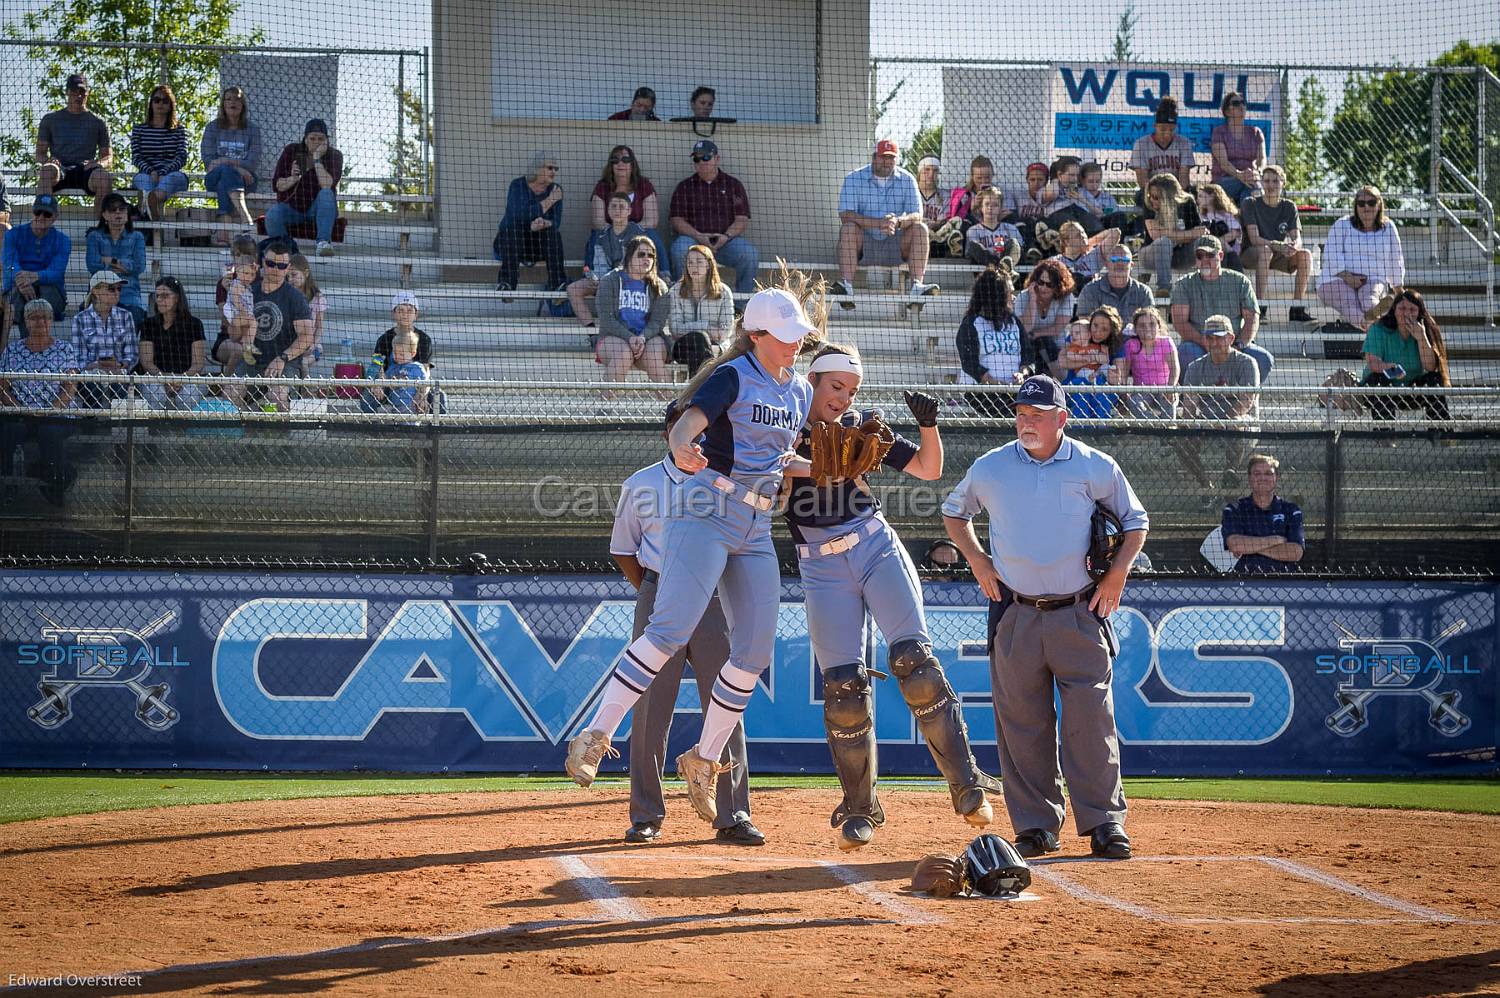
[1220,500,1246,539]
[691,364,740,422]
[1284,501,1305,547]
[884,432,918,471]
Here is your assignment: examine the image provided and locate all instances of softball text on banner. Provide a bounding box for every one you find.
[1,572,1492,776]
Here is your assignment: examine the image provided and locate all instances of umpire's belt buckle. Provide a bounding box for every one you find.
[711,475,773,512]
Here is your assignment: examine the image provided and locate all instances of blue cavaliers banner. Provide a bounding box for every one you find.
[1,572,1494,775]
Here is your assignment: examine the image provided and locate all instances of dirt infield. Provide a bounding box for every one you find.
[2,788,1498,996]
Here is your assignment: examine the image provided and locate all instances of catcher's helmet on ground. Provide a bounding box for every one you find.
[961,833,1031,897]
[1086,501,1125,582]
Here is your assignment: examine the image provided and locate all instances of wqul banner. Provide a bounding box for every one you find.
[1,572,1493,775]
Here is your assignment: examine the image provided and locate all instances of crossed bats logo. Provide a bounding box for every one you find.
[26,610,180,732]
[1325,619,1470,739]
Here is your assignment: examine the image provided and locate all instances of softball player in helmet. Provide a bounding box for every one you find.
[789,343,1001,851]
[567,269,821,824]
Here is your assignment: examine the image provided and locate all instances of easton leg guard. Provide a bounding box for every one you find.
[890,639,1002,815]
[823,662,885,829]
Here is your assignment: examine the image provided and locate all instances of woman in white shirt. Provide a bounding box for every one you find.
[1317,186,1405,329]
[666,243,735,375]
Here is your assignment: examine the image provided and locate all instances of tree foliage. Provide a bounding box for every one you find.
[1111,2,1138,63]
[1,0,262,174]
[382,84,433,209]
[1283,75,1329,192]
[901,113,942,175]
[1323,41,1500,197]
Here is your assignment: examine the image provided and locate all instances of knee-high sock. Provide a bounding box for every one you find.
[587,635,671,738]
[698,662,758,762]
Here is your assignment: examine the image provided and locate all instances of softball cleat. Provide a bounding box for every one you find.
[565,728,618,787]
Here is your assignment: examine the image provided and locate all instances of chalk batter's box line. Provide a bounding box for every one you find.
[553,852,947,926]
[1030,854,1500,926]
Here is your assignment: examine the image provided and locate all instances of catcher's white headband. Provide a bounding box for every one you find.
[807,352,863,377]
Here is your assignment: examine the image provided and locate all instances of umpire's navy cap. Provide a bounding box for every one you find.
[1016,375,1065,410]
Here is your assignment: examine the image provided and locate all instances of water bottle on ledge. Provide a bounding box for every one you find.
[338,337,354,362]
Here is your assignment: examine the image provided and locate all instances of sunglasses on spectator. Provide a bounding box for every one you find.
[692,154,714,163]
[1107,255,1130,264]
[263,259,290,269]
[610,155,634,164]
[1355,198,1378,207]
[1194,250,1217,259]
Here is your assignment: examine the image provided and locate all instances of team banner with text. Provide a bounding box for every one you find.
[1,572,1493,776]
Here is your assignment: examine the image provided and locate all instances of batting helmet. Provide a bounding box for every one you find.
[961,833,1031,897]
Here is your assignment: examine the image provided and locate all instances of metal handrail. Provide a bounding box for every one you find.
[1438,157,1497,328]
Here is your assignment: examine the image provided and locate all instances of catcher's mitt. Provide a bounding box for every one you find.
[911,853,967,898]
[808,418,895,483]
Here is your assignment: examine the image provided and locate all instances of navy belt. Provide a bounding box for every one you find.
[641,568,661,584]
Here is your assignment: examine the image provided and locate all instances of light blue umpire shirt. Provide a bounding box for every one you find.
[942,436,1149,597]
[837,164,921,242]
[609,456,689,574]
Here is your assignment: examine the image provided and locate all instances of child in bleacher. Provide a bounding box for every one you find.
[372,290,434,371]
[1048,220,1121,290]
[286,253,327,375]
[962,187,1021,272]
[1197,184,1244,271]
[568,192,646,327]
[1061,318,1108,382]
[1078,162,1133,234]
[360,328,429,414]
[221,253,257,360]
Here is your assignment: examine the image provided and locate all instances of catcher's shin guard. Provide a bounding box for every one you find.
[889,639,1001,817]
[823,663,885,831]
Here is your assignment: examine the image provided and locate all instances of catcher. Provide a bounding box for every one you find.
[785,344,1001,852]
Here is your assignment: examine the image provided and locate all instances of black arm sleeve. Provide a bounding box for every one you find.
[956,315,988,383]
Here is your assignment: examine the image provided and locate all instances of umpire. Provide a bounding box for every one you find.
[942,375,1148,860]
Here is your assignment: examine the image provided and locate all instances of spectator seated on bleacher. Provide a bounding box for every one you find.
[1361,289,1451,422]
[72,271,138,409]
[212,233,258,357]
[594,235,670,383]
[690,86,717,119]
[1317,186,1405,332]
[1118,305,1179,419]
[1061,308,1125,418]
[668,140,758,297]
[943,155,995,228]
[1170,234,1272,383]
[1141,172,1205,294]
[1008,161,1051,261]
[494,151,567,297]
[265,119,344,257]
[0,299,79,506]
[1196,184,1244,272]
[137,276,206,411]
[217,253,258,374]
[608,86,661,122]
[1078,162,1133,234]
[1221,454,1305,574]
[1014,258,1075,372]
[1076,244,1154,319]
[1240,166,1314,322]
[36,73,113,213]
[360,329,429,415]
[0,173,11,231]
[2,194,69,335]
[374,291,433,371]
[1041,156,1107,237]
[916,156,947,256]
[962,187,1021,273]
[590,145,668,276]
[1173,315,1261,492]
[571,192,646,327]
[667,243,735,376]
[1210,92,1266,205]
[201,86,261,243]
[130,84,189,221]
[835,138,937,308]
[1048,220,1120,290]
[1130,98,1193,207]
[955,269,1047,419]
[221,240,313,412]
[86,193,147,328]
[284,254,330,375]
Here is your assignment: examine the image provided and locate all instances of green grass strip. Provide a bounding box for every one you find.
[0,771,1494,826]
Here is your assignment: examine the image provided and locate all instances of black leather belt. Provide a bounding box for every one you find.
[1011,587,1094,611]
[641,569,661,584]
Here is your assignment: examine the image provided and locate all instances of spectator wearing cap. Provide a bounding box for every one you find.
[1317,185,1405,331]
[1008,161,1052,261]
[130,84,189,221]
[1170,234,1272,383]
[610,87,661,122]
[835,139,937,307]
[1210,92,1266,205]
[137,276,206,411]
[86,192,147,328]
[1076,244,1154,319]
[1174,314,1261,492]
[494,151,568,297]
[1240,166,1314,322]
[0,298,80,505]
[690,86,716,119]
[668,140,758,296]
[267,119,344,257]
[1130,97,1194,203]
[36,73,114,212]
[71,271,138,408]
[2,195,70,340]
[373,290,434,371]
[1221,455,1304,574]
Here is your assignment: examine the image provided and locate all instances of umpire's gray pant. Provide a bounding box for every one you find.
[989,601,1127,836]
[629,576,751,829]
